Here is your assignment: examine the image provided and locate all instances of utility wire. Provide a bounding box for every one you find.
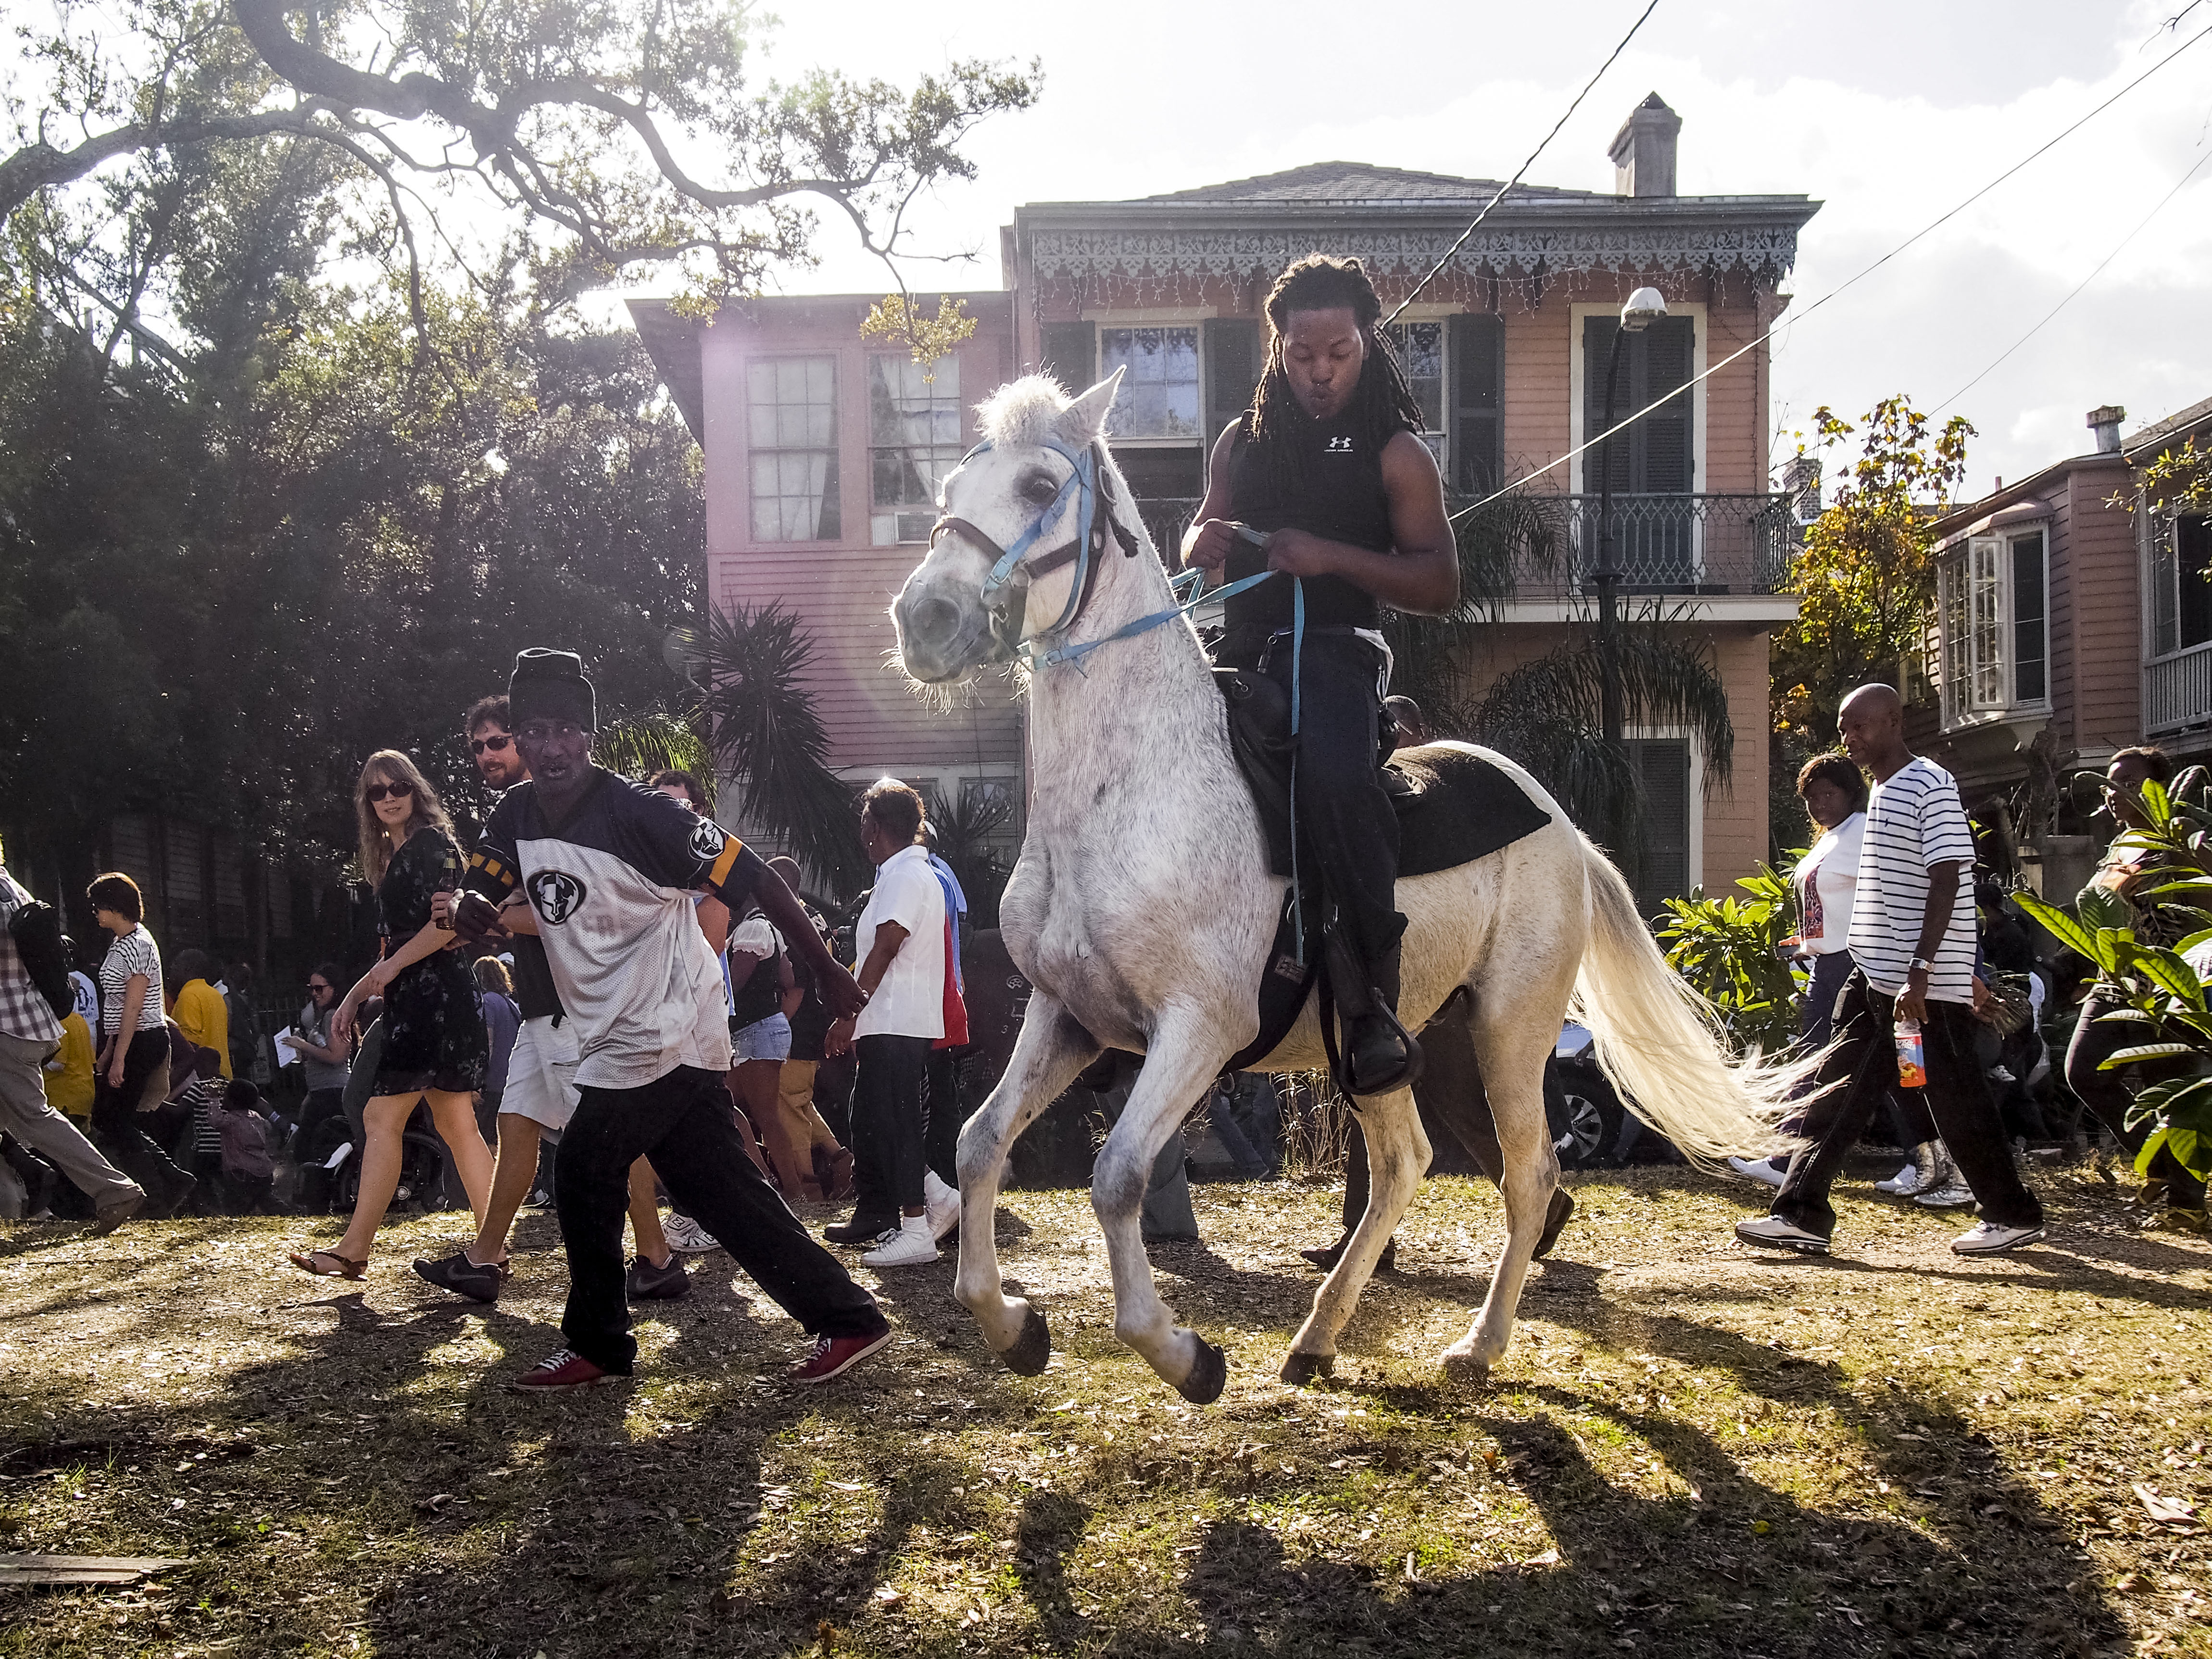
[1457,16,2212,516]
[1932,143,2212,415]
[1383,0,1660,327]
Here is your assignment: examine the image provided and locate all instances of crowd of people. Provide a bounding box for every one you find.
[0,656,2195,1392]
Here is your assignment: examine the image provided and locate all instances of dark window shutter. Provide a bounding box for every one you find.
[1449,313,1504,492]
[1042,321,1095,390]
[1637,315,1695,493]
[1627,738,1692,914]
[1584,316,1631,494]
[1203,318,1260,440]
[2011,531,2048,704]
[2182,517,2212,650]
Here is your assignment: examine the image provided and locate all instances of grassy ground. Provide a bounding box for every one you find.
[0,1157,2207,1659]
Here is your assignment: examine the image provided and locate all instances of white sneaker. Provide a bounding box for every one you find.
[1728,1156,1788,1188]
[1872,1163,1921,1196]
[862,1216,939,1268]
[922,1170,961,1243]
[661,1213,720,1254]
[1952,1219,2046,1254]
[1880,1140,1952,1197]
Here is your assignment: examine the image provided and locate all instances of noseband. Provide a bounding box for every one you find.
[930,436,1137,659]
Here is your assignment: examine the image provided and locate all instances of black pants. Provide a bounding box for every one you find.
[1790,949,1936,1148]
[2067,993,2205,1207]
[91,1029,189,1200]
[1772,971,2042,1237]
[851,1034,930,1222]
[555,1064,883,1372]
[923,1046,960,1190]
[1265,629,1404,982]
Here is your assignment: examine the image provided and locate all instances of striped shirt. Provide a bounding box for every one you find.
[1847,756,1978,1003]
[98,925,164,1035]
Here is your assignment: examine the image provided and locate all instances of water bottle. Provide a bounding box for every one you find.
[1894,1018,1927,1089]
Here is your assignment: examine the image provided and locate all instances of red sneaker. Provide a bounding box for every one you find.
[509,1348,627,1393]
[787,1328,892,1385]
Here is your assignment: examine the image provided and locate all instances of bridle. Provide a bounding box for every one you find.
[929,436,1138,662]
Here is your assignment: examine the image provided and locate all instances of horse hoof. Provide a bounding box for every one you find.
[1440,1349,1493,1389]
[1279,1351,1335,1386]
[1534,1189,1576,1260]
[1175,1336,1228,1405]
[1001,1306,1052,1377]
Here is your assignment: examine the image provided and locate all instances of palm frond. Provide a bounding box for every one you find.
[696,599,870,894]
[594,712,714,805]
[1384,486,1563,706]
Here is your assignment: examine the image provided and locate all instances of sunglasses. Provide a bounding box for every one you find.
[307,982,332,994]
[364,781,415,804]
[470,733,513,755]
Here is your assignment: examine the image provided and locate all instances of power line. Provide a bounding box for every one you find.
[1382,0,1660,327]
[1932,144,2212,415]
[1458,15,2212,515]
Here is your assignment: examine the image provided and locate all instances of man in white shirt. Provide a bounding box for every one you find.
[1736,684,2045,1257]
[823,779,957,1266]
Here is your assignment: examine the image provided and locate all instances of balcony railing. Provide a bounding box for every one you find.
[1127,491,1800,601]
[2147,641,2212,735]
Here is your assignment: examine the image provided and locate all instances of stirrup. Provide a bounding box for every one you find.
[1346,999,1424,1096]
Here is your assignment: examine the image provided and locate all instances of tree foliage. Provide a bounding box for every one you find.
[1771,397,1974,746]
[1654,861,1804,1056]
[5,0,1039,328]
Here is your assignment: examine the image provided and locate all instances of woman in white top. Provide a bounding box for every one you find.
[86,870,196,1213]
[1730,753,1869,1187]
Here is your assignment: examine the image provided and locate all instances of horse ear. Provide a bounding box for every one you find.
[1056,367,1124,447]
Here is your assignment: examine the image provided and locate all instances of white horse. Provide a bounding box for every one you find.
[891,371,1798,1401]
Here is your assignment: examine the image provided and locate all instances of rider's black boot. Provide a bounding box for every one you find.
[1344,943,1422,1097]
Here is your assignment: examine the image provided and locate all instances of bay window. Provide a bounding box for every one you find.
[1931,527,2049,725]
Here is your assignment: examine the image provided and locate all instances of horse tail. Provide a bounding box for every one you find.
[1567,831,1810,1166]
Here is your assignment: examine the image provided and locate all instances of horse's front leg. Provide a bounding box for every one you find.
[954,993,1099,1373]
[1091,1000,1239,1403]
[1282,1083,1429,1383]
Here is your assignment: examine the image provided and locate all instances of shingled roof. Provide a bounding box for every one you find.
[1144,161,1603,207]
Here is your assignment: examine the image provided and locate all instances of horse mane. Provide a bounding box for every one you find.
[974,375,1072,449]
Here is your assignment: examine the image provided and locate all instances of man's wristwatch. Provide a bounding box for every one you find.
[1908,956,1934,973]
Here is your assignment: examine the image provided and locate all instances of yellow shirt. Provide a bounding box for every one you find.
[45,1012,95,1119]
[170,979,233,1078]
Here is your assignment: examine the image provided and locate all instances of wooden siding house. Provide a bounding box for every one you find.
[631,95,1820,905]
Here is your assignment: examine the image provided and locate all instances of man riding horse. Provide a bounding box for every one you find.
[1181,255,1459,1097]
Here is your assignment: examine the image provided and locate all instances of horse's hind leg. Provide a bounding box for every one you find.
[1283,1082,1428,1383]
[1091,1001,1235,1402]
[954,994,1099,1372]
[1442,990,1563,1383]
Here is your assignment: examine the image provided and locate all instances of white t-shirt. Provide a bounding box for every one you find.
[1794,812,1865,955]
[853,844,946,1041]
[1847,757,1978,1004]
[70,970,99,1028]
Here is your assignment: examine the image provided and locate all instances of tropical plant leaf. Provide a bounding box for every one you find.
[2013,890,2099,961]
[696,599,870,894]
[2098,1042,2199,1069]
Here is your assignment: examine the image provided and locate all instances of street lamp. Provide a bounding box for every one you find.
[1596,286,1667,802]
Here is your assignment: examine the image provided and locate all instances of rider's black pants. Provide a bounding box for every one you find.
[1264,629,1404,989]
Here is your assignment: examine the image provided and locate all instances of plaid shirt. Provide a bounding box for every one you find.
[0,868,64,1045]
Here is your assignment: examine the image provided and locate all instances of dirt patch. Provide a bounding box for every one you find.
[0,1160,2207,1657]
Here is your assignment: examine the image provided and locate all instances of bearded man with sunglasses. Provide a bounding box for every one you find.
[414,697,688,1305]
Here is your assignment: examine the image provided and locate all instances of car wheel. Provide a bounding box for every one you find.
[1549,1087,1610,1169]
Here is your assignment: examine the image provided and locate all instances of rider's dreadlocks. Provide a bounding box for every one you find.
[1243,255,1427,490]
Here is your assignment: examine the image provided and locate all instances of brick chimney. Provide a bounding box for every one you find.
[1609,93,1682,198]
[1780,452,1822,521]
[2086,404,2125,455]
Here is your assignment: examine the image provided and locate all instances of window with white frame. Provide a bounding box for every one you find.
[1383,321,1447,470]
[2149,513,2212,657]
[1932,527,2049,725]
[868,354,962,545]
[748,357,840,542]
[1100,327,1202,440]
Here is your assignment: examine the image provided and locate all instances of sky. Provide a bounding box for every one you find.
[643,0,2212,497]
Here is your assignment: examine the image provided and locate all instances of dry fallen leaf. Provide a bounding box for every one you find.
[2133,1484,2199,1528]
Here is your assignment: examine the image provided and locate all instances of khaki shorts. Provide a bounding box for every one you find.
[499,1017,580,1139]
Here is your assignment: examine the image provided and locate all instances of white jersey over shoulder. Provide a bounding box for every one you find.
[467,771,768,1090]
[1847,755,1978,1003]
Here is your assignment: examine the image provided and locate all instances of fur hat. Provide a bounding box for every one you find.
[508,648,596,730]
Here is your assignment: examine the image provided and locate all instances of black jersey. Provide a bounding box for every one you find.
[1223,415,1400,640]
[465,769,767,1090]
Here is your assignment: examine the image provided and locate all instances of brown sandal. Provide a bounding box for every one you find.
[289,1247,367,1280]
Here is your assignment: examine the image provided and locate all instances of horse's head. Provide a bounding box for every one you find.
[892,369,1124,684]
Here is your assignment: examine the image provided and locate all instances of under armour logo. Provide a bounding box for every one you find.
[526,869,588,925]
[1325,436,1354,452]
[688,817,726,862]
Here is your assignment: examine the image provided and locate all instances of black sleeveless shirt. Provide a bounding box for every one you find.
[1222,413,1398,644]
